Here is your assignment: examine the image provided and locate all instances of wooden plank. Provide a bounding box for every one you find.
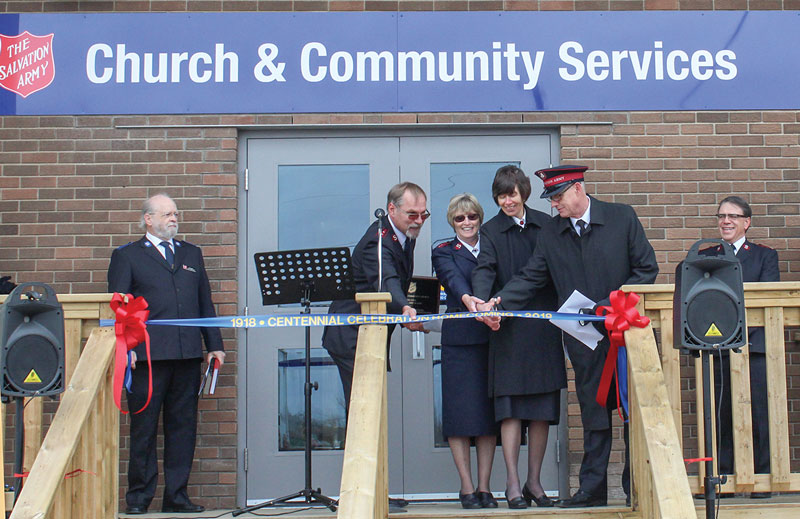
[626,325,695,519]
[694,355,707,489]
[689,472,800,493]
[9,327,116,519]
[337,325,389,519]
[658,309,682,443]
[64,318,83,385]
[765,307,790,487]
[22,397,43,475]
[729,349,754,489]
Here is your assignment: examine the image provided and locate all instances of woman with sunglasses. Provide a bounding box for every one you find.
[432,193,499,509]
[470,165,564,509]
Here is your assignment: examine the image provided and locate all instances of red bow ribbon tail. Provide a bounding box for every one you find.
[594,290,650,415]
[110,293,153,414]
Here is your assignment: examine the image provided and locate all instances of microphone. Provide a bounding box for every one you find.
[374,208,386,219]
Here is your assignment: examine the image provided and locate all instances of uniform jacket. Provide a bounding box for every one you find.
[493,197,658,428]
[431,238,490,346]
[107,236,223,361]
[322,216,415,359]
[703,240,780,353]
[471,207,565,397]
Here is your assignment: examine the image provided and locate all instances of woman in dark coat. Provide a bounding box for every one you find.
[432,193,498,510]
[470,165,565,509]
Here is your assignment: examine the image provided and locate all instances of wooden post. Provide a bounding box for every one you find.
[626,324,695,518]
[765,306,790,489]
[337,293,391,519]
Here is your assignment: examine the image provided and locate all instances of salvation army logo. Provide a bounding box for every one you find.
[0,31,55,98]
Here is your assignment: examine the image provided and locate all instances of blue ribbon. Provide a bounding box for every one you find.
[124,351,133,392]
[100,310,605,329]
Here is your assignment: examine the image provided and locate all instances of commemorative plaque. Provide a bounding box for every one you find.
[406,276,441,315]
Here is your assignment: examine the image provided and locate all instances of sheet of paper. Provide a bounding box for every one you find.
[551,290,603,351]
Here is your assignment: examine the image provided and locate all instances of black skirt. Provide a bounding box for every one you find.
[441,342,498,438]
[494,390,561,425]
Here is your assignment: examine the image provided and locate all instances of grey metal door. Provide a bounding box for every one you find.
[239,130,566,505]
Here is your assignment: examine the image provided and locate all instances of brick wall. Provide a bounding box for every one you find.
[1,1,799,510]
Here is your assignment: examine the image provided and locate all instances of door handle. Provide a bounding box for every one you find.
[412,331,425,360]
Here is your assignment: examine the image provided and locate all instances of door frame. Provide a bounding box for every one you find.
[235,124,567,507]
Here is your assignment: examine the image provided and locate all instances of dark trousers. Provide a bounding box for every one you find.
[713,352,770,475]
[126,358,202,508]
[579,415,630,498]
[329,352,355,416]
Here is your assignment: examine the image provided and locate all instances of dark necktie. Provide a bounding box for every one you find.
[403,239,412,263]
[160,240,174,267]
[577,219,587,236]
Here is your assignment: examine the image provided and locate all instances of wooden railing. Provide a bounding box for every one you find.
[337,293,391,519]
[625,282,800,496]
[0,294,116,518]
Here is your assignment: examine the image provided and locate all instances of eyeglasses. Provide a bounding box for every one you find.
[716,213,746,221]
[397,207,431,221]
[453,213,480,223]
[549,182,577,203]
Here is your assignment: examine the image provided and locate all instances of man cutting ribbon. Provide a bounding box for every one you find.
[107,193,225,515]
[469,165,658,508]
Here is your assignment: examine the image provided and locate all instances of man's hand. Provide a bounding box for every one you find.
[462,294,484,312]
[474,297,501,331]
[401,305,427,332]
[129,350,138,370]
[207,350,226,366]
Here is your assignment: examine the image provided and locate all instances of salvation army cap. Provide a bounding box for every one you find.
[535,165,588,198]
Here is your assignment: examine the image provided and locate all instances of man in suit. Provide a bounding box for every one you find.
[712,195,779,499]
[471,165,658,507]
[322,182,428,412]
[321,183,427,509]
[108,193,225,515]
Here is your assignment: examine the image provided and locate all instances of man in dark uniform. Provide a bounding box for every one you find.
[709,195,779,499]
[108,193,225,515]
[321,182,428,510]
[471,165,658,507]
[322,182,428,414]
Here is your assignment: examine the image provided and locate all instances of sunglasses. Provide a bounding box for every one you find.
[453,213,480,223]
[397,207,431,221]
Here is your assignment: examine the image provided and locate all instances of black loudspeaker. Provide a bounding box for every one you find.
[674,239,746,351]
[0,283,65,397]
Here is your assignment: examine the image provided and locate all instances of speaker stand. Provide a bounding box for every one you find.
[700,351,726,519]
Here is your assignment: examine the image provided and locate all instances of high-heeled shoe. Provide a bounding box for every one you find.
[476,491,498,508]
[504,490,528,509]
[458,492,481,509]
[522,484,554,507]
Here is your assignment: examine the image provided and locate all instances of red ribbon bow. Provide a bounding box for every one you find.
[110,293,153,414]
[595,290,650,414]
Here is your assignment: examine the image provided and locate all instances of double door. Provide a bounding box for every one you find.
[239,129,566,504]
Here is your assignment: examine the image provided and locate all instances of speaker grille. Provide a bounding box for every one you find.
[4,333,60,393]
[685,289,741,346]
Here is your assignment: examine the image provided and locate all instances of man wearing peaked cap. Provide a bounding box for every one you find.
[470,164,658,508]
[536,165,588,199]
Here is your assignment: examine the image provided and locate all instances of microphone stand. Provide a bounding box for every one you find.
[375,208,386,291]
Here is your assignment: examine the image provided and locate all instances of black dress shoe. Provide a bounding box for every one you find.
[389,497,408,508]
[161,501,205,513]
[124,505,148,515]
[476,491,498,508]
[557,489,607,508]
[505,490,528,509]
[522,484,554,507]
[458,492,481,509]
[750,492,772,499]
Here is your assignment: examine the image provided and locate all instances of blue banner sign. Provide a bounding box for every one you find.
[1,11,798,115]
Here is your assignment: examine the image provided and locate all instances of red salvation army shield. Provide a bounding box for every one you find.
[0,31,55,98]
